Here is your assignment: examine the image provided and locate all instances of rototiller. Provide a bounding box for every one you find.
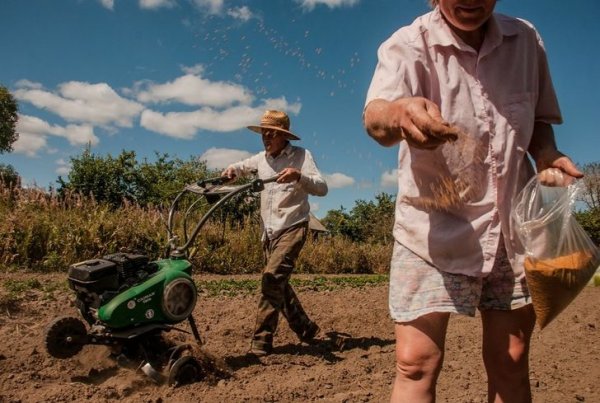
[44,174,277,385]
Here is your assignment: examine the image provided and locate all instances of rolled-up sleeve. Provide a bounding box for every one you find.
[226,153,262,178]
[365,30,418,109]
[298,150,328,196]
[533,29,562,124]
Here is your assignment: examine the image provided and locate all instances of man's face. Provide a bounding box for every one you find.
[261,129,288,157]
[438,0,496,32]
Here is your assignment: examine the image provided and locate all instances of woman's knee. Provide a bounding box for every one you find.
[395,344,444,381]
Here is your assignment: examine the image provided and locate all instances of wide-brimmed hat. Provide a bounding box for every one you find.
[247,110,300,140]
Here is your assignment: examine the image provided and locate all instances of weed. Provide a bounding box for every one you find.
[196,275,388,297]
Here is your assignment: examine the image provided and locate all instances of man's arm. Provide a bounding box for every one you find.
[278,150,327,196]
[221,154,261,181]
[528,121,583,185]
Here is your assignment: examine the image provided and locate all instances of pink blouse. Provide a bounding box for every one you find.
[365,8,561,276]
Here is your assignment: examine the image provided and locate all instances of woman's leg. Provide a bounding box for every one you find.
[481,305,536,403]
[391,312,450,403]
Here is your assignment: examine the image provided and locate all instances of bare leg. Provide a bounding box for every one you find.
[481,305,536,403]
[391,312,450,403]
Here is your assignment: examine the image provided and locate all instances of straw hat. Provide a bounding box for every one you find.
[247,110,300,140]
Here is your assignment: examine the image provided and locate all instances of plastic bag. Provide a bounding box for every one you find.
[511,170,600,329]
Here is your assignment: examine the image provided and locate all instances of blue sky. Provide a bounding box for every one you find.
[1,0,599,216]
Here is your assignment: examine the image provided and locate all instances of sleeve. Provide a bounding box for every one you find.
[298,149,328,197]
[364,30,419,109]
[225,153,262,178]
[533,28,562,124]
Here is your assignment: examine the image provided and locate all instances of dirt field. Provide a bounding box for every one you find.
[0,272,599,403]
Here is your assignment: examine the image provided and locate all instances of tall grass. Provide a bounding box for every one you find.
[0,185,392,274]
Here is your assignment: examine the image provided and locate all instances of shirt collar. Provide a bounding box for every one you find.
[266,142,293,160]
[427,7,519,53]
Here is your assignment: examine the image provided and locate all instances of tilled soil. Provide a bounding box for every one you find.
[0,272,598,402]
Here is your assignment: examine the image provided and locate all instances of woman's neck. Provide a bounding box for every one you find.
[445,17,489,52]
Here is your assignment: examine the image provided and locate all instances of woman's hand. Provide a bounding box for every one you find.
[529,122,583,186]
[536,151,583,186]
[364,97,462,148]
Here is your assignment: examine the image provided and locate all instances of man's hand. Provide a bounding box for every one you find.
[277,167,301,183]
[364,97,462,148]
[221,167,237,182]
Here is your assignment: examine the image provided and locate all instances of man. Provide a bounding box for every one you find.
[222,110,328,356]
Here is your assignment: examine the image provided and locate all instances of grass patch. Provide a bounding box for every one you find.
[196,274,388,297]
[1,278,68,303]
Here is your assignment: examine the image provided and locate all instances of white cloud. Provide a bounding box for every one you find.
[227,6,253,21]
[139,0,176,9]
[134,73,253,107]
[14,79,43,90]
[310,202,320,213]
[297,0,360,10]
[324,172,355,189]
[193,0,224,14]
[380,169,398,188]
[181,64,205,76]
[55,159,71,176]
[14,81,144,128]
[13,114,99,156]
[12,132,48,157]
[99,0,114,10]
[140,97,301,138]
[199,148,253,170]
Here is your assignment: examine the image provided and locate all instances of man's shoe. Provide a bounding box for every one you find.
[249,341,272,357]
[299,322,320,343]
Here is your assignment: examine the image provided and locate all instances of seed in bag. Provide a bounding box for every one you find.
[524,249,599,329]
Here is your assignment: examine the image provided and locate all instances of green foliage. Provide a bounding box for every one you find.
[575,208,600,246]
[195,274,388,297]
[0,86,19,154]
[57,148,215,207]
[0,278,67,307]
[321,192,395,244]
[57,148,138,206]
[131,152,214,206]
[574,162,600,245]
[0,163,20,188]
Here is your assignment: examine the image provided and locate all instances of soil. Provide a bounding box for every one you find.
[0,272,599,403]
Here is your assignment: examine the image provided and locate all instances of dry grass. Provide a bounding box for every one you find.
[0,185,390,274]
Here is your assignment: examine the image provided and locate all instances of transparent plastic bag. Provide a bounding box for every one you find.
[511,169,600,329]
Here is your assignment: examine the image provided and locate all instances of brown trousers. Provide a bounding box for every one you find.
[252,222,312,349]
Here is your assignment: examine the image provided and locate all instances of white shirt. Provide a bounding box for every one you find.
[226,143,328,240]
[365,9,561,276]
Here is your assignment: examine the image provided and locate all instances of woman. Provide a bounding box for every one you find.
[363,0,582,401]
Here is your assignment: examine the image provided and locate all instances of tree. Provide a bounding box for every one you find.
[579,162,600,211]
[321,207,353,238]
[57,148,138,206]
[0,85,19,153]
[574,162,600,245]
[321,192,395,243]
[0,163,20,188]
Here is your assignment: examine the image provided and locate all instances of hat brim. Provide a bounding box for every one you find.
[247,125,300,140]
